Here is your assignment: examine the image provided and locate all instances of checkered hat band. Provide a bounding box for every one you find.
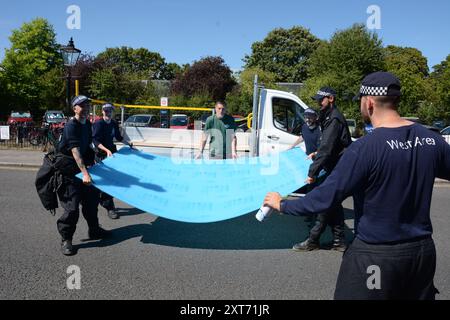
[317,90,331,97]
[360,85,388,96]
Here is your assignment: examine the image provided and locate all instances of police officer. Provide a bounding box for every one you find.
[292,87,352,252]
[264,72,450,300]
[57,95,111,256]
[92,103,133,219]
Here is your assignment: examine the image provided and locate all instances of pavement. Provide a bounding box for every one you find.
[0,149,45,168]
[1,148,448,184]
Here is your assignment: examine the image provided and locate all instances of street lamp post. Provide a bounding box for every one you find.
[60,37,81,113]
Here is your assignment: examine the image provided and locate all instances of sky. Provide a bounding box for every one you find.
[0,0,449,71]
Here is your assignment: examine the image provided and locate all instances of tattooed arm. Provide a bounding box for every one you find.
[71,147,92,185]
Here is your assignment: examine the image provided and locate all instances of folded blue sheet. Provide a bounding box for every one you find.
[77,147,310,223]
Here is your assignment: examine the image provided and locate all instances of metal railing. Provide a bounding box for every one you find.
[0,122,62,151]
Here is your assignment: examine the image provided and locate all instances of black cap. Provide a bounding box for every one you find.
[356,71,401,100]
[102,103,115,110]
[71,95,91,108]
[312,87,337,101]
[304,108,318,117]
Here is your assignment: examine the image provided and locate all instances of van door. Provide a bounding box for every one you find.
[259,91,308,156]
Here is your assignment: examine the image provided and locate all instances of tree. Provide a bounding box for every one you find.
[71,53,104,97]
[1,18,64,116]
[244,26,322,82]
[96,47,178,80]
[431,55,450,108]
[0,73,10,120]
[301,24,385,121]
[171,56,236,101]
[384,45,430,116]
[425,54,450,123]
[308,24,384,79]
[88,66,146,104]
[226,67,278,116]
[160,62,185,80]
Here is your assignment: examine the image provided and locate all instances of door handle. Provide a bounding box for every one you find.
[268,135,280,141]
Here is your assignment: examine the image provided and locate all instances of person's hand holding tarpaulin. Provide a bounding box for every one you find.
[76,148,310,223]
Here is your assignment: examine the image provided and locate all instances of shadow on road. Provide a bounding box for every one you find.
[77,208,355,251]
[114,207,146,217]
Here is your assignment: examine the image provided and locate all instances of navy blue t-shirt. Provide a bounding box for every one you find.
[301,124,320,155]
[92,119,123,152]
[282,123,450,244]
[58,118,92,158]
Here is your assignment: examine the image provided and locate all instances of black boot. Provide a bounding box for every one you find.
[331,238,347,252]
[107,209,119,220]
[88,226,112,240]
[292,239,320,252]
[61,239,76,256]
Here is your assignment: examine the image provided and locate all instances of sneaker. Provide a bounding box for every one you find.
[107,209,119,220]
[292,239,320,252]
[88,226,112,240]
[61,239,76,256]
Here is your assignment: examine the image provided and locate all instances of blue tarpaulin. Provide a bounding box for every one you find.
[77,147,310,223]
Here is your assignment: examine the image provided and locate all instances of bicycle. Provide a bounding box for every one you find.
[28,124,63,152]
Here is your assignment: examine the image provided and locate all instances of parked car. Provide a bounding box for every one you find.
[170,114,193,129]
[432,120,447,130]
[401,117,441,133]
[123,114,160,128]
[441,126,450,144]
[7,111,34,126]
[364,123,375,135]
[88,113,102,123]
[346,119,357,137]
[200,113,211,130]
[43,110,66,128]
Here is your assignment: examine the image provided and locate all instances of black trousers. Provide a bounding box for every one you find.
[99,191,115,211]
[57,178,100,241]
[309,204,345,243]
[334,237,438,300]
[96,152,115,211]
[307,171,345,244]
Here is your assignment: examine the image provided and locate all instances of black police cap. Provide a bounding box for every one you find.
[356,71,401,100]
[311,87,337,101]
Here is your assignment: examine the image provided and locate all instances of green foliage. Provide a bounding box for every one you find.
[135,81,159,106]
[301,24,385,124]
[160,62,184,80]
[308,24,385,78]
[0,74,10,120]
[1,18,64,116]
[417,101,450,124]
[1,18,449,126]
[96,47,180,80]
[429,55,450,123]
[71,53,103,97]
[87,47,183,105]
[244,26,322,82]
[384,45,430,116]
[88,67,146,104]
[226,67,279,116]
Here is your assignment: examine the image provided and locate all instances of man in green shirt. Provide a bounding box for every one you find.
[196,101,238,159]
